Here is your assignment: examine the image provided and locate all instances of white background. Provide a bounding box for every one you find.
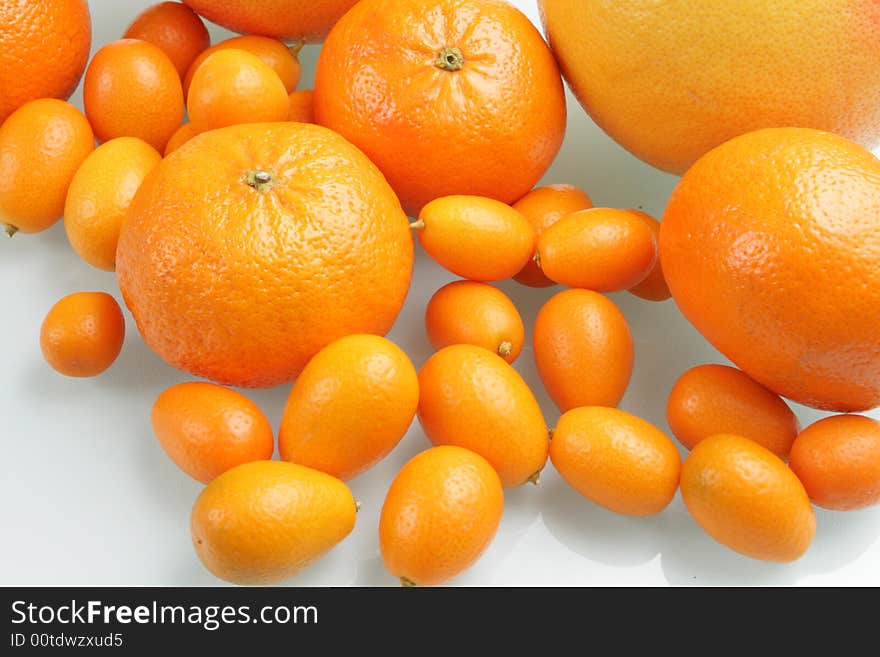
[1,0,878,587]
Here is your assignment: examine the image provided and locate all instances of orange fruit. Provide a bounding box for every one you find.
[84,38,184,152]
[537,208,657,292]
[425,281,524,363]
[40,292,125,378]
[151,382,274,484]
[379,446,503,587]
[163,122,199,156]
[550,407,681,517]
[667,364,799,457]
[0,99,94,235]
[681,434,816,562]
[278,335,419,481]
[660,127,880,412]
[417,344,548,487]
[533,289,633,412]
[116,122,413,388]
[314,0,566,216]
[625,210,670,302]
[415,196,536,282]
[789,414,880,511]
[124,1,210,79]
[187,49,290,132]
[512,184,593,288]
[64,137,162,272]
[191,460,356,585]
[0,0,91,124]
[539,0,880,173]
[182,0,359,42]
[287,89,315,124]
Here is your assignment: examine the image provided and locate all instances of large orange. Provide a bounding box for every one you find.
[116,123,413,388]
[0,0,91,124]
[539,0,880,174]
[660,128,880,412]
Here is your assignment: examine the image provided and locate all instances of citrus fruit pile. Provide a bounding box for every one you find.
[1,0,879,586]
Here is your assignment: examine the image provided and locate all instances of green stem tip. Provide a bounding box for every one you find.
[435,47,464,72]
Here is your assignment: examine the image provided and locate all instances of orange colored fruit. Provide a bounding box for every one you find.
[288,90,315,124]
[84,38,184,152]
[116,122,413,388]
[0,0,91,124]
[681,434,816,562]
[163,122,199,156]
[533,289,633,412]
[415,196,536,282]
[539,0,880,173]
[124,1,210,79]
[425,281,524,363]
[151,382,274,484]
[379,446,503,587]
[667,364,799,457]
[182,0,358,42]
[625,210,670,302]
[550,407,681,517]
[417,344,548,487]
[537,208,657,292]
[789,414,880,511]
[40,292,125,378]
[279,335,419,481]
[0,99,94,235]
[191,460,356,585]
[660,127,880,412]
[512,184,593,288]
[64,137,162,271]
[315,0,566,216]
[187,49,290,132]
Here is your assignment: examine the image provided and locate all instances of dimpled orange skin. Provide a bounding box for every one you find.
[0,99,94,234]
[513,184,594,288]
[187,49,290,132]
[417,196,537,282]
[191,460,357,585]
[626,210,670,302]
[667,364,799,457]
[660,128,880,412]
[288,90,315,124]
[533,289,633,412]
[124,1,210,79]
[417,345,548,487]
[163,123,199,156]
[83,39,184,153]
[116,122,413,388]
[0,0,91,124]
[425,281,525,363]
[64,137,162,272]
[40,292,125,378]
[550,407,681,517]
[681,434,816,562]
[379,446,503,587]
[314,0,567,217]
[537,208,658,292]
[279,335,419,481]
[789,415,880,511]
[151,382,274,484]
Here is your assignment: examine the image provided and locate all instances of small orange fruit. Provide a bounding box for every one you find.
[124,1,210,79]
[64,137,162,271]
[512,184,593,287]
[379,446,503,587]
[288,89,315,124]
[163,122,199,156]
[191,460,357,585]
[279,335,419,481]
[789,414,880,511]
[0,99,94,235]
[681,434,816,562]
[625,210,670,301]
[417,344,548,487]
[415,196,536,282]
[40,292,125,378]
[667,364,799,456]
[84,38,184,152]
[533,289,633,412]
[550,407,681,517]
[537,207,658,292]
[425,281,524,363]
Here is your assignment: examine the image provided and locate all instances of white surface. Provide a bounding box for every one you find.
[2,0,879,587]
